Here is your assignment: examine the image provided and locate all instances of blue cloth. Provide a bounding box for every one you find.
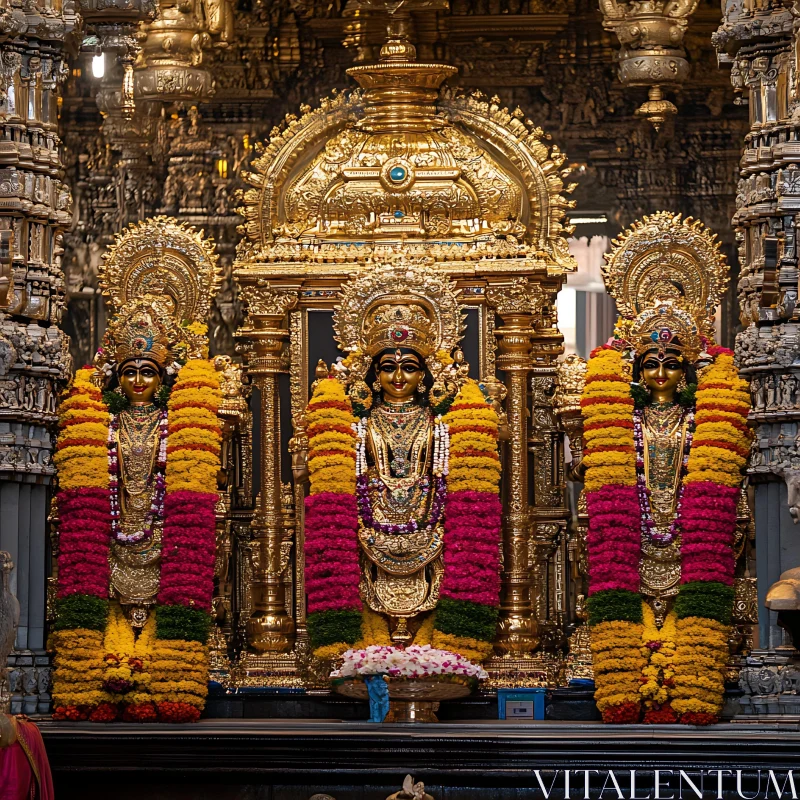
[364,674,390,722]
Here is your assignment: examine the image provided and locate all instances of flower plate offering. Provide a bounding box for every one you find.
[331,645,487,722]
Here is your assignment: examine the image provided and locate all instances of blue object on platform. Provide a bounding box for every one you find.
[365,674,390,722]
[497,687,546,720]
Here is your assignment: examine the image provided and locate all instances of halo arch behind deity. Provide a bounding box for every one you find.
[100,216,221,325]
[96,217,222,376]
[602,211,729,357]
[334,260,465,379]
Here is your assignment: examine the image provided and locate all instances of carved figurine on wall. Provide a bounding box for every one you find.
[295,262,502,668]
[51,218,223,724]
[571,213,750,725]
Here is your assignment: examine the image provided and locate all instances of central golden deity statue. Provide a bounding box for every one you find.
[300,262,503,663]
[352,297,448,627]
[357,305,442,617]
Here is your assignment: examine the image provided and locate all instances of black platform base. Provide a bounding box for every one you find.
[42,719,800,800]
[203,686,600,722]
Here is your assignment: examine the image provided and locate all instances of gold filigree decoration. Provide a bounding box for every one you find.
[486,277,546,317]
[603,211,728,361]
[96,218,221,373]
[240,283,299,318]
[235,75,577,275]
[553,354,587,419]
[334,260,464,379]
[101,216,221,323]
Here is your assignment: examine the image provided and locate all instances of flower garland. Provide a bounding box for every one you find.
[52,359,220,723]
[431,380,501,663]
[581,347,644,724]
[639,604,677,723]
[305,376,502,665]
[582,345,750,725]
[52,368,111,721]
[152,358,221,722]
[304,377,362,659]
[671,347,749,725]
[51,628,109,720]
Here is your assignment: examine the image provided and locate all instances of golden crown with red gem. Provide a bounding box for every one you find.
[363,300,436,358]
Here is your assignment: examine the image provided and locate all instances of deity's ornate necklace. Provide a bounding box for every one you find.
[354,410,449,536]
[108,404,168,545]
[633,399,694,546]
[370,402,430,478]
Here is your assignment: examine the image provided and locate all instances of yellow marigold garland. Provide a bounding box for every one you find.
[51,629,110,710]
[671,617,729,717]
[639,605,677,714]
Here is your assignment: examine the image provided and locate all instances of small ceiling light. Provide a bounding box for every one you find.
[569,216,608,225]
[92,53,105,79]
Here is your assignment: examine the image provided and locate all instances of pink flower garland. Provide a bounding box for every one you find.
[305,492,361,614]
[586,484,641,594]
[157,490,218,609]
[679,482,738,585]
[56,488,111,599]
[439,490,501,606]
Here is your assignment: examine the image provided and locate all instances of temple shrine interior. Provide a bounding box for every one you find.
[1,0,800,797]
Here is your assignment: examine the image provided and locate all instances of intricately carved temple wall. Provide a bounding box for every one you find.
[715,0,800,710]
[0,0,76,713]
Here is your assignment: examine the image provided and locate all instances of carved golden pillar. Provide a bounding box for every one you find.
[488,279,542,655]
[238,284,298,653]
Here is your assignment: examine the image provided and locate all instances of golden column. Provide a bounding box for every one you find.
[488,278,543,655]
[238,283,298,653]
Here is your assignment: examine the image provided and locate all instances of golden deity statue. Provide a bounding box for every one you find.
[569,213,730,620]
[604,214,727,614]
[297,262,498,650]
[95,218,221,621]
[105,302,173,609]
[346,297,457,630]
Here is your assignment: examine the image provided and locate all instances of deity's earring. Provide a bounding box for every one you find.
[677,375,687,393]
[372,379,381,393]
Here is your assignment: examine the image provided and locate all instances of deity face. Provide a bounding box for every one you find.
[118,358,162,406]
[377,348,424,405]
[641,350,684,404]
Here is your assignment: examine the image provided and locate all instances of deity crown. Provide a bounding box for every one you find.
[628,299,701,362]
[108,300,173,369]
[363,301,436,358]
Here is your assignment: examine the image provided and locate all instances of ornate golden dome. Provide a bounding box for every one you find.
[235,15,577,278]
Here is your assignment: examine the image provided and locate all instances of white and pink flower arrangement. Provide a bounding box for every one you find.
[330,644,489,681]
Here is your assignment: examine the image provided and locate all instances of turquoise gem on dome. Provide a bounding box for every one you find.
[389,166,406,182]
[394,210,404,218]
